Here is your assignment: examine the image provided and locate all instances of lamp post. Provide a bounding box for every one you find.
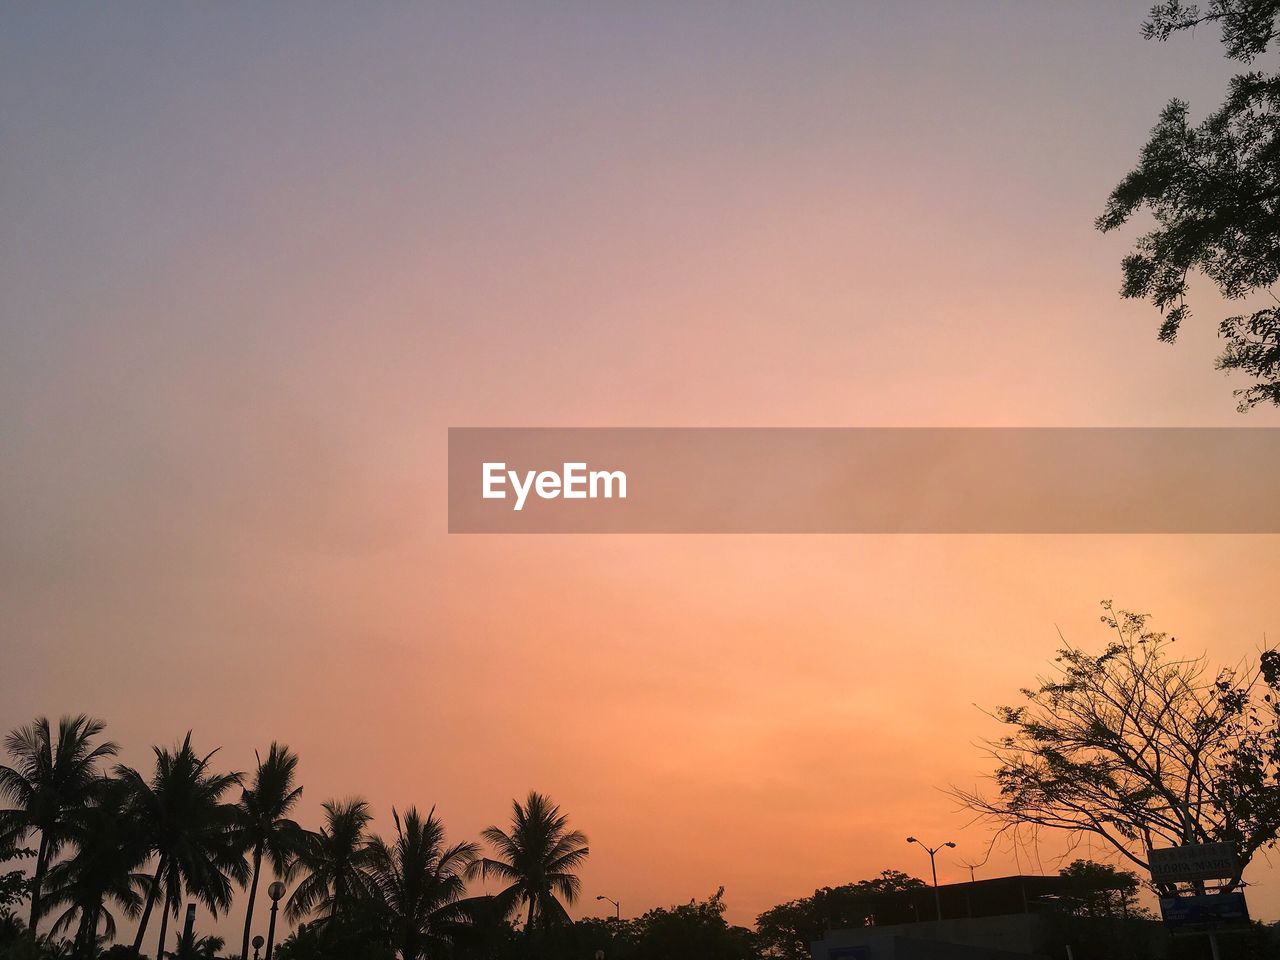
[957,860,981,919]
[265,881,286,960]
[596,894,620,920]
[906,836,955,921]
[181,903,196,952]
[251,935,264,960]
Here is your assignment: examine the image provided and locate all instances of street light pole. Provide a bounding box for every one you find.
[596,895,620,920]
[906,836,955,922]
[265,881,287,960]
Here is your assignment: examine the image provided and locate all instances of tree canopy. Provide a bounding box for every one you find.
[953,601,1280,893]
[754,871,926,960]
[1098,1,1280,408]
[1056,859,1149,920]
[476,791,589,932]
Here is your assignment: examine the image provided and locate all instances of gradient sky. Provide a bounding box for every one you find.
[4,0,1280,940]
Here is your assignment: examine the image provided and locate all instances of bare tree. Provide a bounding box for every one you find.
[951,601,1280,893]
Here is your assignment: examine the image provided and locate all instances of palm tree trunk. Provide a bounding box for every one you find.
[156,898,172,960]
[74,909,93,960]
[133,856,167,954]
[240,845,263,960]
[28,831,50,935]
[525,896,535,934]
[78,901,105,960]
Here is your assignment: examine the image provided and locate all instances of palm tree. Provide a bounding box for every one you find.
[477,791,589,932]
[171,930,225,959]
[234,744,305,960]
[117,733,246,958]
[365,807,478,960]
[440,893,518,959]
[39,778,150,960]
[0,715,119,935]
[285,798,374,924]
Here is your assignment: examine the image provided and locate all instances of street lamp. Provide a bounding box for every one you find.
[265,880,287,960]
[906,836,955,921]
[251,935,264,960]
[596,894,620,920]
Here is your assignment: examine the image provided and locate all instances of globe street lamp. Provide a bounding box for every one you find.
[265,881,287,960]
[251,935,264,960]
[596,894,620,920]
[906,836,955,921]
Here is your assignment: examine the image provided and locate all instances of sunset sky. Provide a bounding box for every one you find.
[4,0,1280,939]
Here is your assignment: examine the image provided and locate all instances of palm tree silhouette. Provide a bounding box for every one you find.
[233,744,305,960]
[117,733,246,958]
[40,778,149,960]
[171,930,225,959]
[365,806,478,960]
[477,791,589,932]
[285,798,374,924]
[0,715,119,936]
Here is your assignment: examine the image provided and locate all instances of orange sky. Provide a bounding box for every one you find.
[3,0,1280,938]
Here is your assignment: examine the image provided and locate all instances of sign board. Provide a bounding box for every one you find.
[1149,843,1237,884]
[1159,892,1249,935]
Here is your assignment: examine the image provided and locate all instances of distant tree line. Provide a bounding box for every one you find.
[0,707,1216,960]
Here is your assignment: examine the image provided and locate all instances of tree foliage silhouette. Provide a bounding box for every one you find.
[952,601,1280,893]
[116,733,246,958]
[233,744,305,960]
[1098,1,1280,408]
[1056,859,1148,920]
[285,799,374,924]
[364,806,478,960]
[477,791,589,932]
[624,887,757,960]
[39,778,149,960]
[170,929,225,960]
[0,716,118,937]
[754,871,926,960]
[1,730,618,960]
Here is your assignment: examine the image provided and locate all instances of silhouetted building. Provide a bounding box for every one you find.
[809,875,1167,960]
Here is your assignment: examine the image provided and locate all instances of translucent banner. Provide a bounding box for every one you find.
[447,428,1280,533]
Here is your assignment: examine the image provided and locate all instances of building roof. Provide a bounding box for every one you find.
[811,875,1104,927]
